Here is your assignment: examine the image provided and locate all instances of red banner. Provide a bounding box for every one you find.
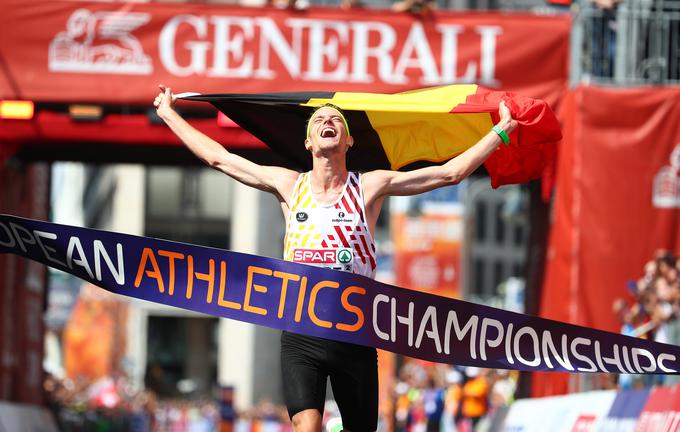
[0,1,569,106]
[636,385,680,431]
[542,86,680,333]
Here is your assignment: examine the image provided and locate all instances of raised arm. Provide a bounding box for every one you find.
[153,85,298,203]
[362,101,518,203]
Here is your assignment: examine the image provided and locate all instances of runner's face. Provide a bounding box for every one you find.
[306,107,352,154]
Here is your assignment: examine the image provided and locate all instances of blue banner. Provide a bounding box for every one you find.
[1,214,679,374]
[599,389,651,431]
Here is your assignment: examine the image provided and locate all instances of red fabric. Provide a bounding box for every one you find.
[454,87,562,188]
[535,86,680,396]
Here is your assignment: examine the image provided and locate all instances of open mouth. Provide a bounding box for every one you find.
[321,127,337,138]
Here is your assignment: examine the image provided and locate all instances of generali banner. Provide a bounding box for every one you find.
[0,1,570,106]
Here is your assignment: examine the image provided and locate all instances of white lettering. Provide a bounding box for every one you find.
[9,222,35,253]
[94,240,125,285]
[415,306,442,353]
[513,326,541,367]
[300,19,348,81]
[209,16,254,78]
[393,22,439,85]
[255,18,304,79]
[571,337,597,372]
[0,222,16,248]
[476,26,501,86]
[159,15,210,76]
[479,318,504,361]
[542,331,574,371]
[373,294,391,341]
[443,312,478,357]
[34,230,66,267]
[66,236,94,279]
[632,347,657,373]
[397,301,415,347]
[437,24,476,83]
[658,353,678,373]
[349,21,396,84]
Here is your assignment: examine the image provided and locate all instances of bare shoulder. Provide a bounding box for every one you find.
[267,166,301,201]
[361,169,394,186]
[361,169,395,202]
[268,165,300,182]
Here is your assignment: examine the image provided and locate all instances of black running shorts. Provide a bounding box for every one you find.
[280,331,378,431]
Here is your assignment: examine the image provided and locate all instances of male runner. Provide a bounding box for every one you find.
[153,84,517,432]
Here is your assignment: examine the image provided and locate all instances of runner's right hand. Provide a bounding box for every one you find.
[153,84,177,119]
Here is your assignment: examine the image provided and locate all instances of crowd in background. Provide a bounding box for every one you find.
[393,361,517,432]
[44,373,220,432]
[266,0,436,14]
[43,362,517,432]
[613,249,680,389]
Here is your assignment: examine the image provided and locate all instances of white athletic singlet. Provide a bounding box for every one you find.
[283,171,377,279]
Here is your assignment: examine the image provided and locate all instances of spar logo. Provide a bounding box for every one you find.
[293,249,337,264]
[292,248,353,265]
[49,8,152,75]
[652,143,680,208]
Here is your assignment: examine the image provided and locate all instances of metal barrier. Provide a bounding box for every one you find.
[574,0,680,85]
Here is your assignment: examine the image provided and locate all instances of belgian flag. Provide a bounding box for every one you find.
[181,84,561,188]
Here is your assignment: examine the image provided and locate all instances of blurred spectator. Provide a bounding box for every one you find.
[489,369,516,409]
[613,249,680,388]
[267,0,310,10]
[440,370,462,432]
[589,0,620,78]
[339,0,363,9]
[393,360,516,432]
[391,0,436,14]
[460,367,489,430]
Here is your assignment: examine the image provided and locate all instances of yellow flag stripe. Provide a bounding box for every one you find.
[302,85,479,113]
[370,112,494,170]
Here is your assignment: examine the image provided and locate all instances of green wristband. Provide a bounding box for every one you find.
[492,124,510,145]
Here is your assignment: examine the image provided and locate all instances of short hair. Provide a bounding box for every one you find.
[306,103,350,138]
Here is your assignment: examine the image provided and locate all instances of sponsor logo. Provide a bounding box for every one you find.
[332,211,353,223]
[653,143,680,208]
[293,249,336,264]
[296,212,309,222]
[338,248,353,264]
[49,8,152,75]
